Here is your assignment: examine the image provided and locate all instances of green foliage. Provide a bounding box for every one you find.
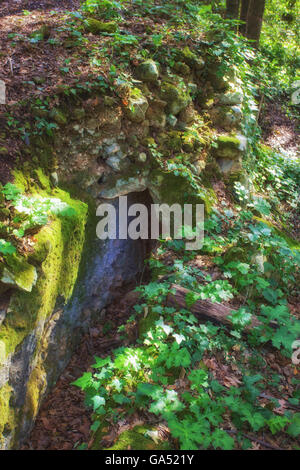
[248,145,300,212]
[258,0,300,97]
[0,239,16,255]
[0,183,76,254]
[81,0,124,19]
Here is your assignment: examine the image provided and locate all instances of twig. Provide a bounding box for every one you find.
[260,392,300,412]
[225,429,283,450]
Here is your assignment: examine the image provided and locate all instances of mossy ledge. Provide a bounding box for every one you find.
[0,171,89,448]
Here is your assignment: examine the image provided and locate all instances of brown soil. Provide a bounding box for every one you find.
[260,100,299,158]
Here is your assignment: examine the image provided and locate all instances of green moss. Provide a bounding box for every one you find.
[24,365,47,420]
[0,173,88,358]
[149,169,216,214]
[0,147,8,155]
[201,187,217,214]
[1,254,37,293]
[84,18,117,34]
[0,384,15,447]
[33,167,52,191]
[178,47,205,71]
[160,81,190,116]
[125,88,149,123]
[216,135,240,147]
[157,131,182,153]
[173,62,191,76]
[11,170,28,193]
[214,135,242,159]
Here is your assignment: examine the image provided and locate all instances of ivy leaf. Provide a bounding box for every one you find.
[12,228,25,238]
[112,393,131,405]
[2,183,21,201]
[287,413,300,438]
[139,386,184,416]
[137,383,162,397]
[92,356,112,369]
[185,291,201,308]
[91,395,105,412]
[0,239,16,255]
[111,378,123,392]
[72,372,92,390]
[155,318,173,336]
[252,197,271,216]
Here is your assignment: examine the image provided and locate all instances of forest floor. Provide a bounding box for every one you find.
[23,172,300,452]
[23,274,299,450]
[260,100,299,159]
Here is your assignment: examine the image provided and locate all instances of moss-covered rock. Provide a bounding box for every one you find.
[1,255,37,293]
[124,88,149,123]
[49,108,67,126]
[136,60,159,82]
[178,46,205,71]
[214,134,246,160]
[173,61,191,76]
[0,172,88,359]
[84,18,117,34]
[218,89,243,106]
[146,99,167,129]
[149,169,216,214]
[207,63,230,91]
[0,170,89,448]
[209,105,242,130]
[0,384,15,449]
[160,81,191,116]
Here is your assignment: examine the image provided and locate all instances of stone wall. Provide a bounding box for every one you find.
[0,48,250,448]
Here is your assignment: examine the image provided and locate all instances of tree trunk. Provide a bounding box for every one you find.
[246,0,266,48]
[239,0,250,35]
[226,0,240,19]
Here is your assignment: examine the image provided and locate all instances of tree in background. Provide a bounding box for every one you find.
[246,0,266,47]
[225,0,240,19]
[225,0,266,47]
[239,0,249,35]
